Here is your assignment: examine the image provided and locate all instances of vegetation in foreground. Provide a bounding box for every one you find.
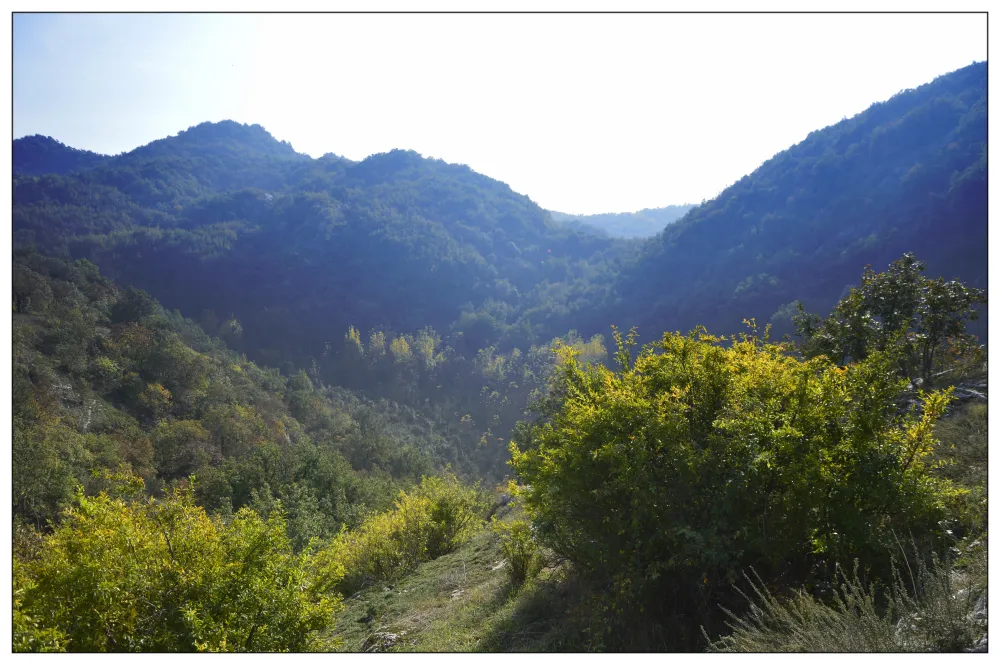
[13,251,988,652]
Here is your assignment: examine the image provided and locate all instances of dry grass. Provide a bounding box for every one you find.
[707,540,988,653]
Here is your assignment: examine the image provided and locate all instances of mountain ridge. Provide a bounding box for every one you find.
[12,62,988,365]
[13,134,111,175]
[548,204,696,238]
[601,60,987,339]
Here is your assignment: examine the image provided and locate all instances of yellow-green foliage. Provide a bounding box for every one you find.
[368,331,387,358]
[933,401,988,534]
[560,332,608,366]
[511,325,962,618]
[13,470,339,652]
[390,335,413,363]
[491,516,539,586]
[139,382,172,421]
[345,325,364,355]
[413,327,445,369]
[317,474,485,596]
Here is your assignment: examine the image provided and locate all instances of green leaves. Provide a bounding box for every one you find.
[491,515,540,586]
[795,253,986,386]
[315,474,486,596]
[511,326,959,625]
[13,473,340,652]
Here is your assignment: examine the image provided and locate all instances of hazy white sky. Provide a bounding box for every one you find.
[13,12,986,214]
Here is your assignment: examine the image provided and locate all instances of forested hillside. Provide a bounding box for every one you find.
[605,62,986,340]
[13,249,441,533]
[14,64,986,370]
[14,121,632,374]
[549,204,695,238]
[12,135,111,176]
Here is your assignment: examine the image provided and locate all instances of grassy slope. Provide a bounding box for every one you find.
[329,506,582,652]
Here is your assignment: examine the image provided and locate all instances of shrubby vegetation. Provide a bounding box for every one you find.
[14,469,339,652]
[491,514,541,587]
[709,537,988,652]
[334,323,607,478]
[11,231,988,654]
[510,315,976,648]
[708,387,989,654]
[315,475,488,596]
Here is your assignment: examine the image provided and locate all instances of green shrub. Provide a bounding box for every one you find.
[13,470,339,652]
[491,516,540,586]
[317,474,485,596]
[510,325,963,639]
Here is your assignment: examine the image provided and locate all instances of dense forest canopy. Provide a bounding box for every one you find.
[11,61,988,653]
[14,121,635,377]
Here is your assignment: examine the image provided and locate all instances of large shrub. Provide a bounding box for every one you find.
[13,470,339,652]
[510,325,962,640]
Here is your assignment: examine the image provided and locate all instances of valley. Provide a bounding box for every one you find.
[11,61,988,653]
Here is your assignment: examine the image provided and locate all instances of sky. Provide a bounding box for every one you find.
[13,12,987,214]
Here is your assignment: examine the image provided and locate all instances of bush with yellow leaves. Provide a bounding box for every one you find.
[511,323,964,644]
[14,468,339,652]
[316,474,486,596]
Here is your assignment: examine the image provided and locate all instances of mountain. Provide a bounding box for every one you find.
[603,61,987,339]
[11,62,988,374]
[13,121,632,378]
[13,135,110,175]
[549,204,696,238]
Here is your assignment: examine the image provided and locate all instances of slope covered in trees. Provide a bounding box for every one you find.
[12,250,450,533]
[605,62,987,340]
[13,63,988,367]
[13,250,988,652]
[13,121,632,378]
[13,135,110,176]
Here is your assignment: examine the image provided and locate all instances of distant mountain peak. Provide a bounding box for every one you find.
[123,119,308,163]
[177,120,283,143]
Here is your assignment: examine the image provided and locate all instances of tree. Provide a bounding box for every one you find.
[914,277,987,385]
[110,287,157,325]
[13,263,54,314]
[794,253,985,385]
